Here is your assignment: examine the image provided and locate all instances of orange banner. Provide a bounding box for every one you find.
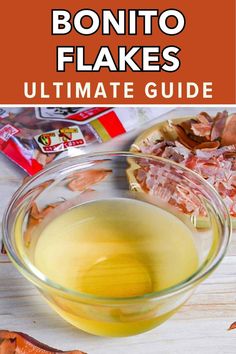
[0,0,235,104]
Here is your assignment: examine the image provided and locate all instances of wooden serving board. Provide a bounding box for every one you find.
[128,117,236,228]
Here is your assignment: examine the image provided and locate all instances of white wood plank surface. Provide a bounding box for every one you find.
[1,107,236,354]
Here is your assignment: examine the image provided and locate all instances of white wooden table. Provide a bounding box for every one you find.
[1,107,236,354]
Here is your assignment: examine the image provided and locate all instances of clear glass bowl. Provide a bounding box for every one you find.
[3,152,231,337]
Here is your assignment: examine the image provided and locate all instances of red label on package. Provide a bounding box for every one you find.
[0,124,19,143]
[36,107,111,124]
[34,126,86,153]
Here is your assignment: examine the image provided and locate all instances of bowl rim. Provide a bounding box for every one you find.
[2,151,232,302]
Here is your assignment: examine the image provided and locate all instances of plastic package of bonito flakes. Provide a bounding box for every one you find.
[0,106,173,175]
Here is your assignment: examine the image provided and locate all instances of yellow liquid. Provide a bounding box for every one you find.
[32,198,198,336]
